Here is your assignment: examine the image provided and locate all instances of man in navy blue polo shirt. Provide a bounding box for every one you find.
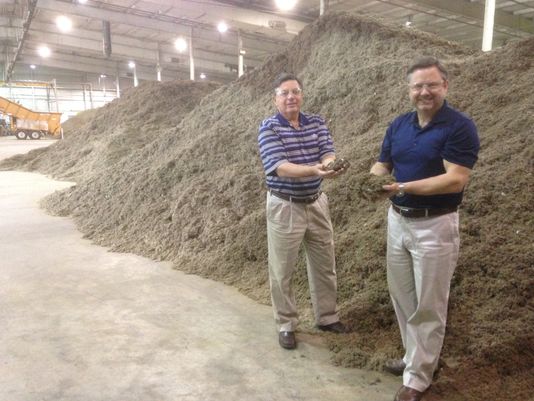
[258,73,348,350]
[370,57,479,401]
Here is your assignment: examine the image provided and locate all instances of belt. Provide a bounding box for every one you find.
[269,189,321,204]
[392,203,457,218]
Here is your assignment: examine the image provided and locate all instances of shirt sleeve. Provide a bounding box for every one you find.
[442,118,480,169]
[258,121,288,176]
[378,123,393,163]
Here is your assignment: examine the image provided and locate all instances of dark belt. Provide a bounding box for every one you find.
[392,203,457,218]
[269,189,321,204]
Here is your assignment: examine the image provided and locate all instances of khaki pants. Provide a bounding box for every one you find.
[387,206,460,392]
[266,192,339,332]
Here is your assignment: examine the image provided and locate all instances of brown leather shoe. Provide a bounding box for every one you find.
[317,321,348,333]
[394,385,424,401]
[384,359,406,376]
[278,331,296,349]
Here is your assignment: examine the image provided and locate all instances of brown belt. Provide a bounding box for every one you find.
[269,189,321,204]
[392,203,457,218]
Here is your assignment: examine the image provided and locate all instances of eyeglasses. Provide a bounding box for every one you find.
[409,81,444,92]
[275,87,303,97]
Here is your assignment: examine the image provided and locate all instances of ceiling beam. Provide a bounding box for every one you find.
[0,26,19,37]
[23,29,261,76]
[108,0,310,34]
[5,0,37,82]
[36,0,302,44]
[28,20,275,64]
[409,0,534,33]
[18,53,235,83]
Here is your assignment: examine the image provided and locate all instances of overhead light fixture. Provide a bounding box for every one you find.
[274,0,297,11]
[100,74,106,78]
[217,21,228,33]
[77,0,87,3]
[38,46,51,58]
[174,37,187,52]
[239,49,246,55]
[128,61,135,68]
[56,15,72,32]
[30,64,36,69]
[200,73,207,79]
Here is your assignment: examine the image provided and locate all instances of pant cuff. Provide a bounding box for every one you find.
[403,373,430,393]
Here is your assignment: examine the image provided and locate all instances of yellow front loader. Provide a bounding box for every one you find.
[0,95,62,140]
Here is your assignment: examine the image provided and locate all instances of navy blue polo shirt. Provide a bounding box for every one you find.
[378,101,480,209]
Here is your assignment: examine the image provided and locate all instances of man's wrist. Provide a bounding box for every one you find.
[396,183,406,197]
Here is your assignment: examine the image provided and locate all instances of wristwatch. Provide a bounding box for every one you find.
[397,183,406,197]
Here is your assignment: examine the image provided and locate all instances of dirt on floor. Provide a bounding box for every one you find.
[2,12,532,401]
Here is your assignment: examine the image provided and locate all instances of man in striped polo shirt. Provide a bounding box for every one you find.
[258,73,348,350]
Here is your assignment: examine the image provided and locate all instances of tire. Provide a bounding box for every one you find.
[16,131,27,140]
[30,131,41,140]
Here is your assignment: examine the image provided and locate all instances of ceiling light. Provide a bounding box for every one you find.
[174,37,187,52]
[274,0,297,11]
[239,49,246,55]
[217,21,228,33]
[200,73,207,79]
[100,74,106,78]
[37,46,51,58]
[56,15,72,32]
[77,0,87,3]
[128,61,135,68]
[30,64,36,69]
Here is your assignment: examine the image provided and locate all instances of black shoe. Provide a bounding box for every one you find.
[384,359,406,376]
[278,331,296,349]
[317,321,348,334]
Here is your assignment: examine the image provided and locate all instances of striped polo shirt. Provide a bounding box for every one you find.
[258,112,335,198]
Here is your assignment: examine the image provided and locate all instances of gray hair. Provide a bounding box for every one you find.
[406,57,448,81]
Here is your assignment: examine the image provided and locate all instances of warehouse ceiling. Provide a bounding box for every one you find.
[0,0,533,84]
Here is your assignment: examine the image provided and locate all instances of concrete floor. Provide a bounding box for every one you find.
[0,137,400,401]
